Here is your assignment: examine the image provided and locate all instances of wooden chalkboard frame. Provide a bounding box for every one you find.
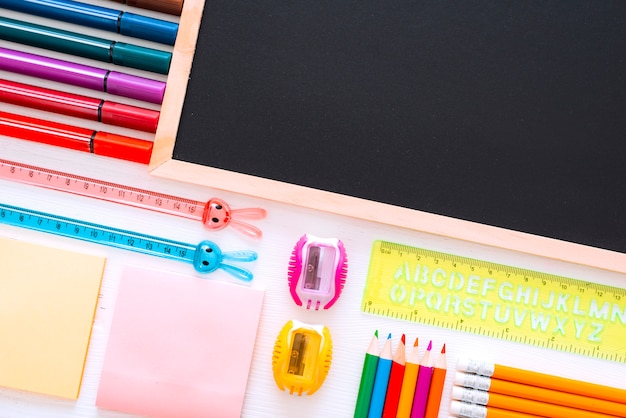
[149,0,626,274]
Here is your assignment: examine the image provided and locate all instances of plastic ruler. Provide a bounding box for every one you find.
[363,240,626,363]
[0,158,265,238]
[0,202,257,281]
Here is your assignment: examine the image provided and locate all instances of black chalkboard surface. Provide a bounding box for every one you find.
[174,1,626,254]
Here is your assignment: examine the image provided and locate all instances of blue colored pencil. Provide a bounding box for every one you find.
[367,333,393,418]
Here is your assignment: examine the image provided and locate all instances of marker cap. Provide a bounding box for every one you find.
[93,132,153,164]
[124,0,184,16]
[111,43,172,75]
[105,71,166,104]
[100,102,160,133]
[120,13,179,45]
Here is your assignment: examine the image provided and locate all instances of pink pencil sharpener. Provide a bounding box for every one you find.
[288,234,347,310]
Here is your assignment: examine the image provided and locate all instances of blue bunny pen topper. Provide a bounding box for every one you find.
[288,234,347,310]
[0,202,258,282]
[194,241,257,281]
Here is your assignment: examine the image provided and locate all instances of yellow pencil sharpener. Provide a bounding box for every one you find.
[272,320,333,396]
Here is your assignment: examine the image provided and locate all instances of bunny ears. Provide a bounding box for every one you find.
[202,198,267,239]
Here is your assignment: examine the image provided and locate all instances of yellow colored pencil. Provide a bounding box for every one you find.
[449,400,543,418]
[457,358,626,405]
[395,338,419,418]
[455,371,626,417]
[452,387,618,418]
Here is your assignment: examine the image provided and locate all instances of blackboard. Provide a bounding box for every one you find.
[173,1,626,254]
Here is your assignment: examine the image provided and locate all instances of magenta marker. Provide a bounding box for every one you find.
[0,47,165,104]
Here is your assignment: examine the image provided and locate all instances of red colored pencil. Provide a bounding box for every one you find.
[382,334,406,417]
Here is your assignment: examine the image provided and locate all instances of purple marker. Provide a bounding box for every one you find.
[0,47,165,104]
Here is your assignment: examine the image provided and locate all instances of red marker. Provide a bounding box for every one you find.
[0,79,160,133]
[0,111,153,164]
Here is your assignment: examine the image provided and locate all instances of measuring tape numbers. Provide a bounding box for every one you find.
[363,241,626,363]
[0,203,257,281]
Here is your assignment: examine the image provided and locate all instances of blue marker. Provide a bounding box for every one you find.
[367,333,393,418]
[0,0,178,45]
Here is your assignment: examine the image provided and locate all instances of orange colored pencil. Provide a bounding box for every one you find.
[457,358,626,405]
[423,344,446,418]
[381,334,406,418]
[452,387,618,418]
[449,400,543,418]
[396,338,419,418]
[455,371,626,417]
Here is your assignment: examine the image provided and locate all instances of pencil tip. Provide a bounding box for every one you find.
[387,332,392,339]
[413,337,419,347]
[441,344,446,354]
[401,334,406,344]
[374,330,378,338]
[427,340,432,351]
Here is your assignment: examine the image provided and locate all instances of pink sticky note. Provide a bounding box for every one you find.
[96,265,264,418]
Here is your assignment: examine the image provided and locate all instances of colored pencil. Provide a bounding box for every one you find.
[396,338,419,418]
[457,358,626,405]
[354,331,380,418]
[381,334,406,418]
[449,400,543,418]
[108,0,184,16]
[452,387,617,418]
[0,17,171,74]
[454,371,626,417]
[410,341,434,418]
[423,344,447,418]
[0,79,160,133]
[0,111,152,164]
[1,0,179,45]
[0,47,166,104]
[368,333,393,418]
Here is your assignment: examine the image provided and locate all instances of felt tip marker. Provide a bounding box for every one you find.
[0,79,160,133]
[108,0,184,16]
[0,0,179,45]
[0,111,153,164]
[0,47,166,104]
[0,17,172,74]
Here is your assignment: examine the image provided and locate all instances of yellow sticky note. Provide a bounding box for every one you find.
[0,237,105,399]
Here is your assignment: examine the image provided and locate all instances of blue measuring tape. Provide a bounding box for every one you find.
[0,202,257,281]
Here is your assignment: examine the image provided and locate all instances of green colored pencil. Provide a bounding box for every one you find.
[354,330,380,418]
